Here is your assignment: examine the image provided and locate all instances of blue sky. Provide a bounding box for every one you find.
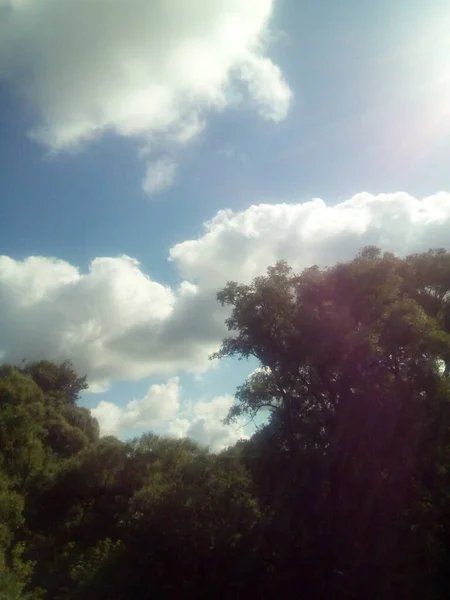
[1,0,450,449]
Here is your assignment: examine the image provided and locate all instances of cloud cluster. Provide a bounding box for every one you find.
[0,254,221,389]
[167,394,246,452]
[91,378,245,451]
[0,0,291,192]
[91,377,181,436]
[2,192,450,393]
[170,192,450,288]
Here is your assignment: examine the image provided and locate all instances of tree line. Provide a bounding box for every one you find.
[2,246,450,599]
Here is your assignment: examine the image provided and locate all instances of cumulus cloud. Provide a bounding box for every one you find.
[91,378,245,451]
[0,254,180,388]
[91,377,180,436]
[0,0,291,159]
[142,156,177,196]
[3,193,450,391]
[170,192,450,288]
[167,394,247,451]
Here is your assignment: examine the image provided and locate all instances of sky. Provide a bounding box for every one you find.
[1,0,450,451]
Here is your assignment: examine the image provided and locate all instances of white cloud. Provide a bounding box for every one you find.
[142,156,177,196]
[3,193,450,391]
[0,254,180,389]
[91,379,245,451]
[239,54,291,122]
[89,401,123,437]
[167,394,246,451]
[169,192,450,288]
[0,0,290,155]
[167,418,191,440]
[91,377,180,436]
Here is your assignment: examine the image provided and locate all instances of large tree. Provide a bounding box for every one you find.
[215,247,450,599]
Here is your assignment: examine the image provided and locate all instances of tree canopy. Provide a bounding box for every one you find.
[2,247,450,598]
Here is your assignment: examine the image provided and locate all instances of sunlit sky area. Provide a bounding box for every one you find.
[1,0,450,450]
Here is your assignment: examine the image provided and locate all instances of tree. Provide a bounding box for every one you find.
[20,360,88,405]
[0,468,42,600]
[81,435,261,600]
[0,361,101,598]
[214,248,450,599]
[0,367,46,489]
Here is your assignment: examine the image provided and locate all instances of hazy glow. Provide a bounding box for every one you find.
[400,10,450,162]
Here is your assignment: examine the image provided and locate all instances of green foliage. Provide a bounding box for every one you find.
[69,537,124,597]
[0,470,43,600]
[20,359,88,405]
[216,247,450,598]
[0,368,46,488]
